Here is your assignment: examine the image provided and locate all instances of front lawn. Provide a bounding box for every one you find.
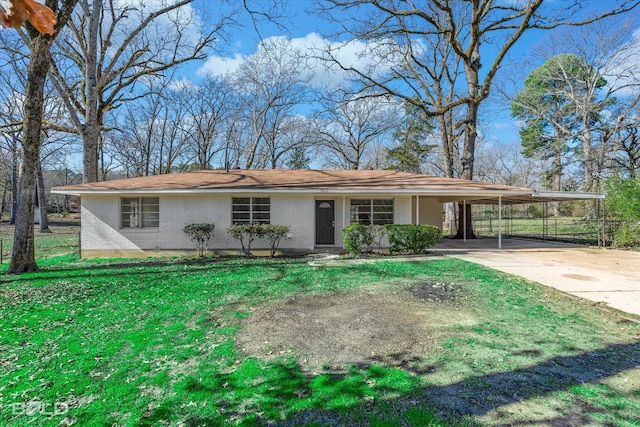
[0,222,79,262]
[0,256,638,426]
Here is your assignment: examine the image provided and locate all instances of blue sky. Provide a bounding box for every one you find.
[185,0,639,147]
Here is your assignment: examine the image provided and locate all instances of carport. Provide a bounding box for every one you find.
[443,191,605,249]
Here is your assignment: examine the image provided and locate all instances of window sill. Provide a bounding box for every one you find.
[120,228,160,232]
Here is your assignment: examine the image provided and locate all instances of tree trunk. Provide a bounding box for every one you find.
[455,203,474,240]
[454,47,481,239]
[81,0,102,183]
[551,149,562,217]
[9,34,54,274]
[454,98,479,239]
[245,136,260,169]
[1,176,6,220]
[37,160,51,233]
[579,131,597,219]
[10,135,18,225]
[437,111,458,234]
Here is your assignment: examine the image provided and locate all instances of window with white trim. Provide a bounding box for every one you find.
[232,197,270,224]
[350,199,394,225]
[121,197,159,228]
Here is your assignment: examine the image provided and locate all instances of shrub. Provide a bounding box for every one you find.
[341,224,387,256]
[385,224,440,254]
[262,224,290,257]
[227,224,265,257]
[341,224,369,256]
[227,224,290,257]
[605,177,640,248]
[613,222,640,248]
[368,224,387,252]
[182,223,215,257]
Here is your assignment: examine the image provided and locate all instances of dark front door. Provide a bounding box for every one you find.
[315,200,335,245]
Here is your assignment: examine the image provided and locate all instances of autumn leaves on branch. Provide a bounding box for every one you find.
[0,0,57,35]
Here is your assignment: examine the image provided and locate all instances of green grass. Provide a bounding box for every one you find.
[472,217,602,244]
[0,253,638,426]
[0,223,79,263]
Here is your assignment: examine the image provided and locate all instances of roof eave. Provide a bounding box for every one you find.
[51,188,535,197]
[532,191,605,200]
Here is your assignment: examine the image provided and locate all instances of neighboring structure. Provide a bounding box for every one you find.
[51,169,603,257]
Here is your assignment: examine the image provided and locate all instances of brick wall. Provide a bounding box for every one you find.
[80,193,437,256]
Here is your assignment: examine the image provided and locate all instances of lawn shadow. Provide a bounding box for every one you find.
[281,339,640,425]
[135,340,640,425]
[0,256,312,285]
[418,340,640,418]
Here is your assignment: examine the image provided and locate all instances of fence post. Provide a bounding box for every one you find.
[78,231,81,259]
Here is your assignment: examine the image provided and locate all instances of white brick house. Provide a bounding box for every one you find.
[51,169,585,258]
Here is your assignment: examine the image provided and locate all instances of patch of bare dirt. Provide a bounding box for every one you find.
[236,282,477,373]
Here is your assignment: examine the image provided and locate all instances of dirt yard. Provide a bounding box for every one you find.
[236,280,475,374]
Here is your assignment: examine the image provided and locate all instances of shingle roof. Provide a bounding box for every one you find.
[52,169,534,196]
[52,170,606,203]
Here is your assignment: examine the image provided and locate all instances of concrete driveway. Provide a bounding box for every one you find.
[432,238,640,318]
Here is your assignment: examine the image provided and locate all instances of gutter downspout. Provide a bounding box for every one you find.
[498,196,502,249]
[342,195,346,237]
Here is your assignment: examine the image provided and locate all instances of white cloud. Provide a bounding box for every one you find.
[197,53,245,78]
[602,27,640,97]
[197,32,387,88]
[168,77,197,91]
[101,0,203,60]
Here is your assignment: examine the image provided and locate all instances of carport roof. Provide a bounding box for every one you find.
[51,169,603,202]
[470,190,604,205]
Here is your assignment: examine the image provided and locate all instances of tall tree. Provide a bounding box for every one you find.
[256,115,314,169]
[0,26,77,228]
[231,36,313,169]
[316,94,400,170]
[181,76,234,170]
[318,0,639,236]
[48,0,230,182]
[511,54,582,214]
[6,0,78,274]
[108,76,195,177]
[474,141,544,189]
[286,145,311,169]
[386,101,434,173]
[609,116,640,179]
[0,48,23,224]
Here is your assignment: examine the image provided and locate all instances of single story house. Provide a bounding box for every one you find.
[51,169,603,257]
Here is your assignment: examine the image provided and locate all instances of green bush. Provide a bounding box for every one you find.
[385,224,440,254]
[605,177,640,248]
[342,224,369,256]
[227,224,265,257]
[341,224,387,256]
[262,224,290,257]
[182,223,215,257]
[227,224,290,257]
[613,222,640,248]
[368,224,387,252]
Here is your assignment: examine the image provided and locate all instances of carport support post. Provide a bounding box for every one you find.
[463,200,467,241]
[498,196,502,249]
